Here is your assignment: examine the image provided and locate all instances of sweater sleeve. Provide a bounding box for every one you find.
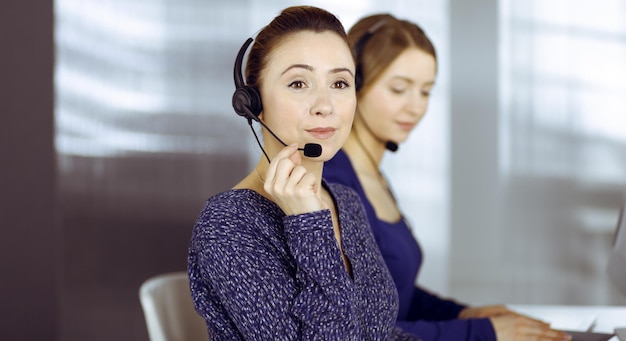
[189,197,366,340]
[407,285,466,321]
[396,317,496,341]
[396,286,496,340]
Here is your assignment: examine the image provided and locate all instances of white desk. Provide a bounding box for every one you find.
[509,305,626,340]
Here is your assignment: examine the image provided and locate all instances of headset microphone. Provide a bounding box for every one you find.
[232,37,322,161]
[385,141,398,152]
[253,113,322,157]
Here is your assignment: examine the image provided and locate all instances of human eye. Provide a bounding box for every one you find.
[390,86,407,95]
[388,79,409,94]
[332,79,350,89]
[288,80,306,89]
[421,88,432,97]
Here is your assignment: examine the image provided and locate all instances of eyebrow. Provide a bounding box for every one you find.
[393,76,435,86]
[281,64,354,77]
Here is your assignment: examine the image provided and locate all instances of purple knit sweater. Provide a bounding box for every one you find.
[188,182,421,340]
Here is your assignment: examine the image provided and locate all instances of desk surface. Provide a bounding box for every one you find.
[509,305,626,340]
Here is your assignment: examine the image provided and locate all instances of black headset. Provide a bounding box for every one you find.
[233,20,387,117]
[230,36,323,160]
[354,19,388,91]
[233,20,387,119]
[232,37,263,122]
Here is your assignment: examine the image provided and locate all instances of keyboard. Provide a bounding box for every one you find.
[562,330,614,341]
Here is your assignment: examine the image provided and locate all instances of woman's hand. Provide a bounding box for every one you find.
[263,144,325,216]
[460,305,571,340]
[489,313,572,340]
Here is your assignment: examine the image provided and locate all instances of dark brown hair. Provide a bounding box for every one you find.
[349,14,437,95]
[245,6,352,89]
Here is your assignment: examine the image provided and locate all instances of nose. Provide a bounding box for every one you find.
[311,87,332,117]
[406,90,428,118]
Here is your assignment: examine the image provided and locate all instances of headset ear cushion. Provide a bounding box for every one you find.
[232,86,263,121]
[355,67,363,91]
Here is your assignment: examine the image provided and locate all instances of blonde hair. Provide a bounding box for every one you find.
[350,14,437,96]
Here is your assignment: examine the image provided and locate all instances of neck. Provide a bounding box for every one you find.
[344,121,386,174]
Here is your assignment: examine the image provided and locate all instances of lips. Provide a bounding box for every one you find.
[306,127,336,139]
[397,122,416,132]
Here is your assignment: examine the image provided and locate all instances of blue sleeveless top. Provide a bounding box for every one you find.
[324,149,496,341]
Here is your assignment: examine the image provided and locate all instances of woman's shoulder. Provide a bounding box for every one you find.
[194,189,281,235]
[203,188,273,212]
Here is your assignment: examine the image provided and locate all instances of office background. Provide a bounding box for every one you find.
[2,0,625,340]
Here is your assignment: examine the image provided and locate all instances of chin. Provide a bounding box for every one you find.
[315,152,333,162]
[392,134,410,144]
[316,146,340,162]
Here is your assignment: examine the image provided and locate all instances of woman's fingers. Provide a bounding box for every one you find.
[491,314,572,340]
[518,318,571,340]
[262,144,323,215]
[264,144,299,187]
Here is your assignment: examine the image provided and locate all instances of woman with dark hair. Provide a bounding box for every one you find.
[324,13,571,341]
[188,6,420,340]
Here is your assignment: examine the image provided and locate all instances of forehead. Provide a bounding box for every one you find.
[382,47,436,80]
[264,31,354,71]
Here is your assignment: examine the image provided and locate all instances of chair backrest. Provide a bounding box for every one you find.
[139,271,209,341]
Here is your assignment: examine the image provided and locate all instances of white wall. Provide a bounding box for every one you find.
[448,0,626,306]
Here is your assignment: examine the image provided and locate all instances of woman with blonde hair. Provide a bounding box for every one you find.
[324,13,571,341]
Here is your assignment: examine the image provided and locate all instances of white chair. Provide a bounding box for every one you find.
[139,271,209,341]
